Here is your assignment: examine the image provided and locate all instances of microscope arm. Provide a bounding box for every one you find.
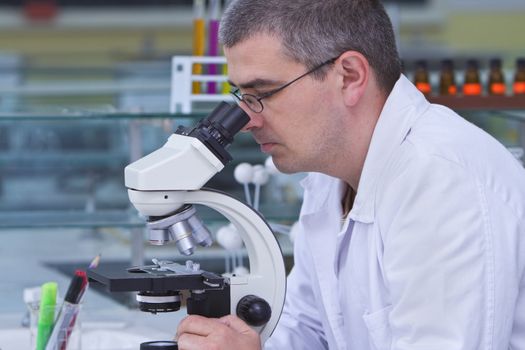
[127,188,286,342]
[88,103,287,345]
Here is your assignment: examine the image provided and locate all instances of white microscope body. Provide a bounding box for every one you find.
[123,102,286,343]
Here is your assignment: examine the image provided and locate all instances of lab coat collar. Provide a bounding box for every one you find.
[299,172,340,216]
[349,74,430,223]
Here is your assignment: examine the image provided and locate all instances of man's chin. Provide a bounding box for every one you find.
[272,157,303,174]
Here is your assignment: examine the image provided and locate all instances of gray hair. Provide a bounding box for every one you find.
[219,0,401,93]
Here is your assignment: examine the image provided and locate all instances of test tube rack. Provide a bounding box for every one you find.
[170,56,231,114]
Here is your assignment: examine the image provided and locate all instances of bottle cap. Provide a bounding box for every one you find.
[466,59,479,69]
[415,59,428,69]
[490,58,502,69]
[441,59,454,69]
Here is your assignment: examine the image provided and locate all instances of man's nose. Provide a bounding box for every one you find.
[240,107,264,132]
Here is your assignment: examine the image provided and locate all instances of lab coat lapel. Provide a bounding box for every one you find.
[301,175,348,349]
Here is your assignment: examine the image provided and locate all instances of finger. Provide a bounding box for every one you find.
[177,332,211,350]
[219,314,256,334]
[176,315,224,339]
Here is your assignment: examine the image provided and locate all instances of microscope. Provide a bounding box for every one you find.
[88,102,286,349]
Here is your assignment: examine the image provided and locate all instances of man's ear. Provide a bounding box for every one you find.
[335,51,370,107]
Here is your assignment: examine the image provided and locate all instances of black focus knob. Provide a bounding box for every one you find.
[236,295,272,327]
[140,341,178,350]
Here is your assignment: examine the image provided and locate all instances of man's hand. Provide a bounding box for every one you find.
[176,314,261,350]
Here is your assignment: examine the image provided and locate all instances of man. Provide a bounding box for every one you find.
[176,0,525,349]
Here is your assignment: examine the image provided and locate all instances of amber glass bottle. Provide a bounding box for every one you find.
[439,59,457,96]
[414,60,431,95]
[513,58,525,95]
[488,58,506,95]
[463,59,482,96]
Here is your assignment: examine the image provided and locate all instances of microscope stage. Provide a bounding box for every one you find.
[87,263,226,293]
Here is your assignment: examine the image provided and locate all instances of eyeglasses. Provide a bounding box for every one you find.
[230,57,338,113]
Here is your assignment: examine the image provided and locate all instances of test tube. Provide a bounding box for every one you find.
[222,63,230,94]
[192,0,206,94]
[207,0,220,94]
[222,0,234,94]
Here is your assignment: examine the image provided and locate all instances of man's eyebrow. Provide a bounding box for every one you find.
[227,78,284,90]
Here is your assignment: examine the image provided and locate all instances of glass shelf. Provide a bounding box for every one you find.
[0,111,206,121]
[427,95,525,111]
[3,96,525,120]
[0,106,521,229]
[426,96,525,149]
[0,210,143,229]
[0,202,301,229]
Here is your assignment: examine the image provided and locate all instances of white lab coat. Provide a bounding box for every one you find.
[265,75,525,350]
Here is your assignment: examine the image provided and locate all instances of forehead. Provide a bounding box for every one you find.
[224,33,300,84]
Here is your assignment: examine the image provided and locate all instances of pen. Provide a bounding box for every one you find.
[36,282,58,350]
[221,0,233,94]
[88,254,101,269]
[207,0,221,94]
[45,270,88,350]
[192,0,206,94]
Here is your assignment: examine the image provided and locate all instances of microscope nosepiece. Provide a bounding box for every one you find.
[146,204,214,256]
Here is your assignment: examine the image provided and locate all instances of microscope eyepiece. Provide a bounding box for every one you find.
[206,102,250,142]
[176,102,250,165]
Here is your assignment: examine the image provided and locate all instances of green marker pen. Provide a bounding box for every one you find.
[36,282,57,350]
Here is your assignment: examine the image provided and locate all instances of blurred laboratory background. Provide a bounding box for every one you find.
[0,0,524,348]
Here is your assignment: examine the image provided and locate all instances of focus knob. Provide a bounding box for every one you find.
[236,295,272,327]
[140,341,178,349]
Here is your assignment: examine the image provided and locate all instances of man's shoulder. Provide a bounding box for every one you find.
[378,106,525,214]
[399,103,514,174]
